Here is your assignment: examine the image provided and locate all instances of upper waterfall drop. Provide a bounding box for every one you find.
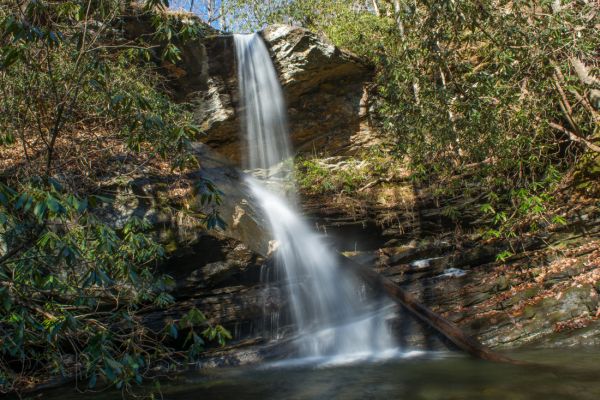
[234,33,292,174]
[234,33,397,361]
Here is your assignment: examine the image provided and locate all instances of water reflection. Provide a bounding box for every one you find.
[39,348,600,400]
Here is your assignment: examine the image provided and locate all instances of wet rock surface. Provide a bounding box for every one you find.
[156,24,377,164]
[99,142,272,255]
[302,186,600,349]
[118,14,600,356]
[94,142,295,351]
[90,141,278,346]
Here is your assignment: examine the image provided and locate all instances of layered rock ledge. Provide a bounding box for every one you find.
[145,24,378,164]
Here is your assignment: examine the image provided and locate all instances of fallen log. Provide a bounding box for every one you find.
[338,254,520,364]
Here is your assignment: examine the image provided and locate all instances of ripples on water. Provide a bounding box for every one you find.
[40,348,600,400]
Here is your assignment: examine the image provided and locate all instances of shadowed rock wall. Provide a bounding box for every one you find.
[144,24,378,164]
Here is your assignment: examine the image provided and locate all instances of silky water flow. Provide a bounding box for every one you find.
[234,33,398,363]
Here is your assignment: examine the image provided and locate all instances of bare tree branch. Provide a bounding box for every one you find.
[549,122,600,153]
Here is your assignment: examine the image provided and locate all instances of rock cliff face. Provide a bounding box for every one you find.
[301,179,600,349]
[96,142,286,345]
[157,25,377,165]
[99,143,270,255]
[114,18,600,356]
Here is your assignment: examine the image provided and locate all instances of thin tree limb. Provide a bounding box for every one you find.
[549,122,600,153]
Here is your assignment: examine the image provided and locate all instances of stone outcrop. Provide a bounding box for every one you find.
[154,25,377,164]
[100,142,272,256]
[97,142,286,345]
[116,15,600,353]
[301,180,600,349]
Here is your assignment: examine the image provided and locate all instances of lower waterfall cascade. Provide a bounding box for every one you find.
[234,32,399,362]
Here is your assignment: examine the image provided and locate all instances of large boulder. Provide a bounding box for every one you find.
[99,142,273,257]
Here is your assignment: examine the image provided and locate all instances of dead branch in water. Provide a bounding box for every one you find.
[338,255,523,364]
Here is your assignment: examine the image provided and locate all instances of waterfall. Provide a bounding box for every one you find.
[234,33,292,177]
[234,33,397,361]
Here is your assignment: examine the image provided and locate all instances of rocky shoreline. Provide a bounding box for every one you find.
[114,20,600,357]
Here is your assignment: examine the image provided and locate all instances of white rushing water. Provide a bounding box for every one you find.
[234,33,397,361]
[234,33,292,175]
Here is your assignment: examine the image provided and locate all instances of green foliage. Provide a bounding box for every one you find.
[480,165,565,242]
[194,179,227,229]
[273,1,597,176]
[0,1,208,177]
[296,158,368,195]
[177,307,231,354]
[0,178,172,391]
[0,1,227,393]
[295,146,394,195]
[229,0,599,244]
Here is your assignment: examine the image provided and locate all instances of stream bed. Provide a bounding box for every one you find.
[37,347,600,399]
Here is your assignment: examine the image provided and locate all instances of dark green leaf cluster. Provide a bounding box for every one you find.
[0,178,174,391]
[0,1,227,393]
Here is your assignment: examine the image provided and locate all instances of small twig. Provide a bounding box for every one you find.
[549,122,600,153]
[569,88,600,122]
[552,69,581,135]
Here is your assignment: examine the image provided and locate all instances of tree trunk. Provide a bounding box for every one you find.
[372,0,381,16]
[393,0,404,36]
[338,254,522,364]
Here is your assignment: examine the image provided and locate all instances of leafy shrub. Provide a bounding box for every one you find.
[0,1,227,393]
[224,0,599,235]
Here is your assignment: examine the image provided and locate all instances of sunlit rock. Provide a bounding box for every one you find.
[155,24,377,164]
